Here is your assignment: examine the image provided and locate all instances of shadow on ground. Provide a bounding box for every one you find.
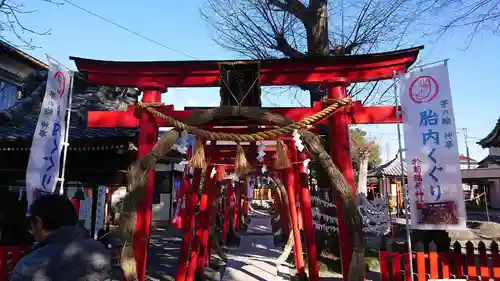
[146,226,222,281]
[109,224,223,281]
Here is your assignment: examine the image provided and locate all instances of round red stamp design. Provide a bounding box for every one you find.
[409,75,439,104]
[54,71,66,97]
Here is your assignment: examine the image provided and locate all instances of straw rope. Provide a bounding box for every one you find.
[136,97,352,141]
[120,97,364,281]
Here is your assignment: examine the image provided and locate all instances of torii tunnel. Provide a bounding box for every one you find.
[71,46,422,281]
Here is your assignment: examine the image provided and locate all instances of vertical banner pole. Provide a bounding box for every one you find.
[484,189,490,221]
[393,70,414,277]
[94,185,106,240]
[26,59,72,213]
[58,71,75,195]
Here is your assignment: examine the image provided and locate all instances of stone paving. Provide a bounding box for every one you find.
[109,210,386,281]
[221,213,293,281]
[109,225,221,281]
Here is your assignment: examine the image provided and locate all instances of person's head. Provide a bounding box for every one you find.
[27,194,77,241]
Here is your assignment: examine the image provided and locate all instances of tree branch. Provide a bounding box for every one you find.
[201,0,454,106]
[268,0,309,22]
[276,31,306,57]
[0,0,61,48]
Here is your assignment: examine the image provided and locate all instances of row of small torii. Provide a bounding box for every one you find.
[166,131,390,281]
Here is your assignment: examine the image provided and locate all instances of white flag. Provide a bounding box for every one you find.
[84,196,93,231]
[94,185,107,233]
[26,62,72,194]
[78,195,87,220]
[399,64,466,230]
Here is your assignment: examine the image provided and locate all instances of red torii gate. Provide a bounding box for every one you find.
[71,46,422,281]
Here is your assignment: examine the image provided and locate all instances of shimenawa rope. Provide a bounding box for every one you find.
[136,97,352,141]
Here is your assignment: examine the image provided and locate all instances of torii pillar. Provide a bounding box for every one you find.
[134,82,166,281]
[328,79,356,281]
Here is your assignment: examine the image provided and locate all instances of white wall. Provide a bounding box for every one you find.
[152,163,176,222]
[152,194,172,221]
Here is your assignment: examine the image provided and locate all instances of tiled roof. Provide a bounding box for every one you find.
[368,154,407,177]
[0,71,140,144]
[477,155,500,168]
[478,118,500,148]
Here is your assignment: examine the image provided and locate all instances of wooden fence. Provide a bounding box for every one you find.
[380,240,500,281]
[0,246,29,281]
[3,239,500,280]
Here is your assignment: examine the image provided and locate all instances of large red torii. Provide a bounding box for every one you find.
[71,46,422,281]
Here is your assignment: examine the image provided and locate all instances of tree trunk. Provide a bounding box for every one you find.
[357,154,369,196]
[306,0,330,104]
[306,0,330,56]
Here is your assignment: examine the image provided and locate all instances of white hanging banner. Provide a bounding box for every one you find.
[84,196,93,231]
[78,196,87,221]
[94,186,107,234]
[399,64,466,230]
[26,62,72,194]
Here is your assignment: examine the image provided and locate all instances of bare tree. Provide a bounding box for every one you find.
[350,128,380,195]
[201,0,445,104]
[434,0,500,48]
[0,0,60,49]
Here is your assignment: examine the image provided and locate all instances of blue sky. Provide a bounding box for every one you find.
[7,0,499,163]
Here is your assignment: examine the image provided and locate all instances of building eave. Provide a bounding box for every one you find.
[0,40,48,70]
[478,118,500,148]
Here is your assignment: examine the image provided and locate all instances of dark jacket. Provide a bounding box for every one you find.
[10,225,111,281]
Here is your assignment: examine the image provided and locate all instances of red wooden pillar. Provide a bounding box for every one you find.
[205,166,223,266]
[278,170,291,240]
[298,152,319,281]
[233,182,242,229]
[196,143,218,278]
[187,166,215,281]
[272,185,281,220]
[243,181,249,216]
[285,141,305,275]
[291,143,303,230]
[240,182,246,219]
[178,146,193,230]
[175,169,202,281]
[133,84,164,281]
[247,141,257,214]
[176,177,189,231]
[327,81,356,281]
[234,184,239,229]
[221,180,234,243]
